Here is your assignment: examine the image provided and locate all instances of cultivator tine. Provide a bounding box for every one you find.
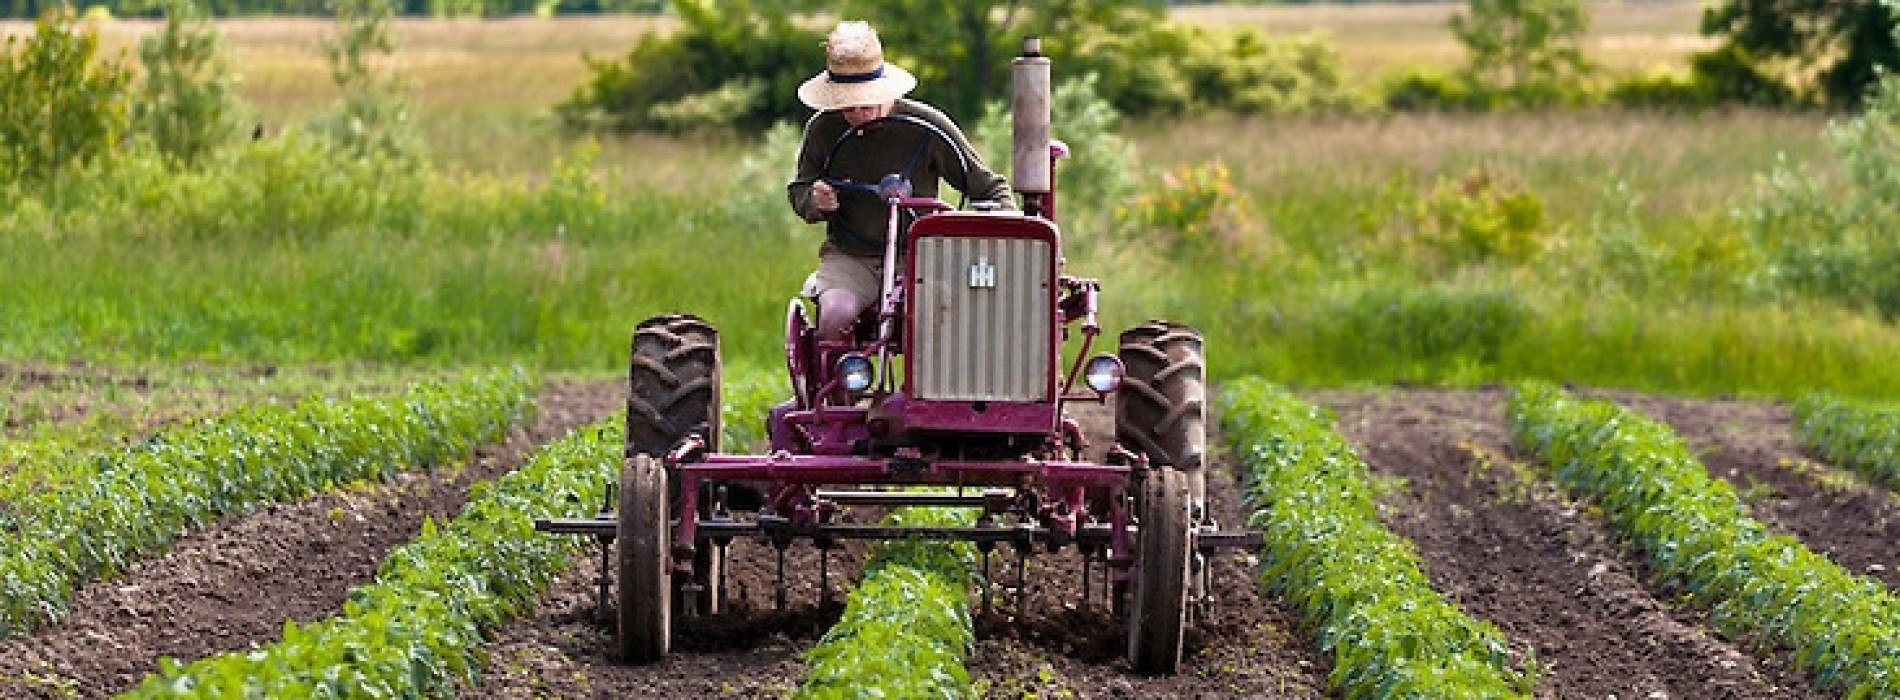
[978,543,995,618]
[1013,543,1030,617]
[817,538,835,608]
[1079,544,1095,610]
[593,480,616,624]
[773,541,789,612]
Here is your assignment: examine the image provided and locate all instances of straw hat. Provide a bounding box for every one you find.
[797,21,917,111]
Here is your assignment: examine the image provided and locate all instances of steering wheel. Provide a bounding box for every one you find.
[819,114,973,245]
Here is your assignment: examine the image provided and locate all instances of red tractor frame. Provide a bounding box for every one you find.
[538,38,1258,676]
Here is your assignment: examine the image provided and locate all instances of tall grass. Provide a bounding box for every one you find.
[6,14,1898,400]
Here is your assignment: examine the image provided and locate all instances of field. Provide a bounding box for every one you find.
[3,2,1900,698]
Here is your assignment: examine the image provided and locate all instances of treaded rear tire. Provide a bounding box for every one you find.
[628,314,721,457]
[1115,320,1206,500]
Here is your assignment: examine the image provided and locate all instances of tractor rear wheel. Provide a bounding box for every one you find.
[617,455,670,663]
[1128,467,1192,675]
[628,314,724,617]
[1115,321,1207,502]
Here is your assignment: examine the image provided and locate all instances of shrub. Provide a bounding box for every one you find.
[0,9,132,186]
[1069,22,1367,117]
[557,0,821,134]
[1606,66,1719,110]
[972,73,1137,219]
[1739,64,1900,318]
[1405,167,1548,268]
[1112,160,1262,258]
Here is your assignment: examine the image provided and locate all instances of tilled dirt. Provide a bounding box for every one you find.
[1311,387,1829,699]
[0,378,621,698]
[3,383,1891,699]
[472,402,1330,699]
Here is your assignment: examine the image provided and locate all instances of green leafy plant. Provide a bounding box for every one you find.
[1508,382,1900,696]
[1221,378,1531,698]
[0,370,534,640]
[797,506,979,700]
[122,415,618,698]
[1792,392,1900,489]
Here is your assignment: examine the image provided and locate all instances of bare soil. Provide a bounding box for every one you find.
[1311,387,1830,699]
[0,378,621,698]
[2,383,1889,699]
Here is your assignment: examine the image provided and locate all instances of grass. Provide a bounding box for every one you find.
[3,7,1898,401]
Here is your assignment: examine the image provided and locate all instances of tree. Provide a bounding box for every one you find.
[1449,0,1592,106]
[0,9,132,186]
[134,0,250,166]
[829,0,1163,121]
[1700,0,1898,107]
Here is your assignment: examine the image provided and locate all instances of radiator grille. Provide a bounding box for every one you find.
[911,237,1053,401]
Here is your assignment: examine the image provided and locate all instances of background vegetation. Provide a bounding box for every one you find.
[1,1,1898,401]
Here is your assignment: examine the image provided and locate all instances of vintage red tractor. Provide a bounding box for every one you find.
[537,38,1257,675]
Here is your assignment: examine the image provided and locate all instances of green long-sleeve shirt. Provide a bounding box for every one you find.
[787,99,1014,257]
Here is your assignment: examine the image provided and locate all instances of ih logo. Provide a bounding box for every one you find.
[968,255,997,289]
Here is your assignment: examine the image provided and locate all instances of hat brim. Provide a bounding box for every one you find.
[797,63,917,111]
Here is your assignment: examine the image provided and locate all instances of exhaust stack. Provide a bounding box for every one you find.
[1012,36,1052,218]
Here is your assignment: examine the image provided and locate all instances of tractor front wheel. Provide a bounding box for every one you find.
[1127,467,1192,675]
[617,454,670,663]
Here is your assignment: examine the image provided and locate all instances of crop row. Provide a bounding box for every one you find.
[0,370,534,640]
[1219,378,1529,698]
[120,416,619,697]
[1792,392,1900,489]
[1508,382,1900,697]
[797,506,980,700]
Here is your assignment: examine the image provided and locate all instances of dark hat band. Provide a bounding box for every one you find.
[827,65,885,83]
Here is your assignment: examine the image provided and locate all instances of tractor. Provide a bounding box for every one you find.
[536,38,1259,675]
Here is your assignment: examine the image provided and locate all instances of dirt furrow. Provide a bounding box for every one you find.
[471,518,871,698]
[0,379,620,698]
[966,455,1328,699]
[1312,387,1824,700]
[1601,391,1900,591]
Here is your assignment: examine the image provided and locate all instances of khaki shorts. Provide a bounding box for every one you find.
[801,243,887,302]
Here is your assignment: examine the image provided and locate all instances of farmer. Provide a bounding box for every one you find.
[787,20,1013,344]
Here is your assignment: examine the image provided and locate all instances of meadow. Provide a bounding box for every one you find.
[4,1,1896,399]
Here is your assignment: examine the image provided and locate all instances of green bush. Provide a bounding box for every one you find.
[1406,167,1548,267]
[1739,66,1900,319]
[1381,67,1482,111]
[1606,66,1719,110]
[133,0,249,167]
[557,0,821,134]
[1070,22,1367,117]
[0,10,132,186]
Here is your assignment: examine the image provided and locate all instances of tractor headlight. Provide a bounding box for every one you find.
[1084,355,1123,393]
[837,353,876,393]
